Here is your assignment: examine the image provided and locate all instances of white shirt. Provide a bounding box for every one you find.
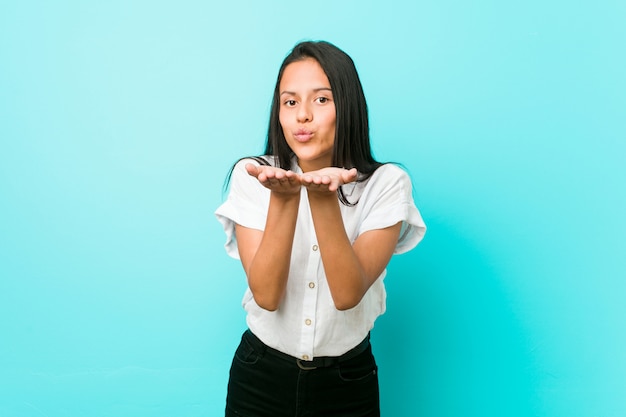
[215,157,426,359]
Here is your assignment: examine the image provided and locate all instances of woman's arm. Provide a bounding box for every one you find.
[235,164,301,311]
[302,168,402,311]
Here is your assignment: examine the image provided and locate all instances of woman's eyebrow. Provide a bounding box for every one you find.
[280,87,333,96]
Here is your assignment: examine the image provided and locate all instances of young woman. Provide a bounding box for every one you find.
[215,40,426,417]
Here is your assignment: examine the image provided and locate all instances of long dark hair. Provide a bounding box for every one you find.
[227,40,383,205]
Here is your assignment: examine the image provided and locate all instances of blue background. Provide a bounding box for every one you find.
[1,0,625,416]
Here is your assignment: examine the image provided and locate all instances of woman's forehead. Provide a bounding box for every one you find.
[279,59,330,93]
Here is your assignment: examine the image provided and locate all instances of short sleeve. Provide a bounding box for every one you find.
[358,165,426,254]
[214,159,270,259]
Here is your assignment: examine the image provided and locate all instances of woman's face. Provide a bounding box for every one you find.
[278,58,336,172]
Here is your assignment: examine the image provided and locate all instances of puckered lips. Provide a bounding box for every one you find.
[293,128,314,143]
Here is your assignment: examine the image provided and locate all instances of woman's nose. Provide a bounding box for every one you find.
[296,103,312,123]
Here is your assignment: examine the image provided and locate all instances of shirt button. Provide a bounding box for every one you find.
[312,244,318,251]
[308,282,315,289]
[302,354,309,360]
[305,319,312,326]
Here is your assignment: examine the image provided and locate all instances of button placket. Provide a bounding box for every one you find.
[298,215,320,360]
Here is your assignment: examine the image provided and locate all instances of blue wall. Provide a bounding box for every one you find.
[1,1,624,416]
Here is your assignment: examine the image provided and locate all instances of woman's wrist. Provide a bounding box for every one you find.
[270,190,301,203]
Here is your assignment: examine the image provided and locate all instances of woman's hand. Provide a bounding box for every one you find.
[245,163,302,195]
[301,167,358,193]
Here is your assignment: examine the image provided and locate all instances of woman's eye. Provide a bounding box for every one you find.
[316,97,329,104]
[284,100,297,107]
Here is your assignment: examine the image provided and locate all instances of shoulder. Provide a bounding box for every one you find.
[372,163,408,178]
[342,164,413,208]
[366,163,412,191]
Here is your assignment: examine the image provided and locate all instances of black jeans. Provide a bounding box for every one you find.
[226,330,380,417]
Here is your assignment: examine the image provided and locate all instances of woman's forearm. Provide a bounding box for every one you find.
[307,192,368,310]
[245,192,300,311]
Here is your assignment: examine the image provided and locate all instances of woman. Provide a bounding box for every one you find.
[216,40,426,417]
